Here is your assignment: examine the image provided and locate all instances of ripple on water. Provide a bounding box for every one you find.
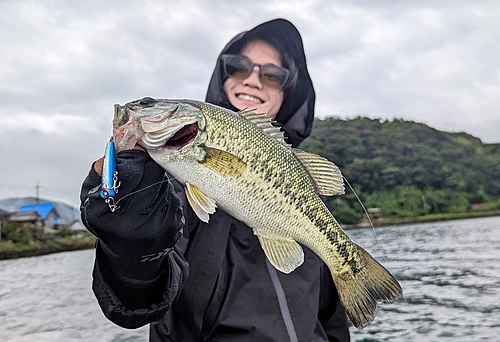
[350,216,500,342]
[1,216,500,342]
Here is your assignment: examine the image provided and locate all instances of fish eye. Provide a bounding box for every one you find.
[139,97,158,106]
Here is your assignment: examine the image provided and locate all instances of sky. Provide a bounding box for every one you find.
[1,0,499,209]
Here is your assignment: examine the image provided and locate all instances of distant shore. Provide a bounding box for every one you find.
[0,231,96,261]
[1,211,499,260]
[344,210,500,229]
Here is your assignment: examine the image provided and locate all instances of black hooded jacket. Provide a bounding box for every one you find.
[206,18,315,148]
[81,19,350,342]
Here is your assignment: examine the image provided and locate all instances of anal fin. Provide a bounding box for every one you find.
[254,229,304,273]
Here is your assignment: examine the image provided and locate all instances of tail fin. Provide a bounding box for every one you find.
[332,245,403,330]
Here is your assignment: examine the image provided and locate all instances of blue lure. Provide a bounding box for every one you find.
[100,139,120,199]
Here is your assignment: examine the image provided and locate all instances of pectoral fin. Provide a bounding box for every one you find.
[253,229,304,273]
[199,147,246,177]
[185,182,217,223]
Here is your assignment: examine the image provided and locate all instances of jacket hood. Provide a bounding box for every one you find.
[205,18,315,147]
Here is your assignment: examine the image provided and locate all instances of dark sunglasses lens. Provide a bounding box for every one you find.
[260,65,288,89]
[224,56,252,79]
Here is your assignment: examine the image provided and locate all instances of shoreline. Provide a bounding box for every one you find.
[0,233,96,261]
[344,210,500,229]
[1,211,499,260]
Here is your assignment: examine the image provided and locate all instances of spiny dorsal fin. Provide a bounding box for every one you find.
[253,229,304,273]
[292,149,345,196]
[200,147,247,176]
[238,109,289,147]
[185,182,217,223]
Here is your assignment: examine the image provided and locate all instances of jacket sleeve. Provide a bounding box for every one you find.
[80,149,190,329]
[91,242,189,329]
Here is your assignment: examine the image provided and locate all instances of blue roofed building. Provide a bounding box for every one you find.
[10,203,60,229]
[0,197,83,230]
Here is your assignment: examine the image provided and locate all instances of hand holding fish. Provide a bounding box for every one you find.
[81,149,184,283]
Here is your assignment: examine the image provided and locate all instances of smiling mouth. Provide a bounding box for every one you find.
[164,123,198,148]
[237,93,263,104]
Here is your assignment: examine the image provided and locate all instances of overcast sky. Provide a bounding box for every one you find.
[1,0,499,208]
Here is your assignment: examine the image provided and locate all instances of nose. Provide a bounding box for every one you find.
[242,66,263,89]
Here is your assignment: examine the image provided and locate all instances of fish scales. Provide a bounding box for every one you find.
[197,103,317,238]
[112,98,403,329]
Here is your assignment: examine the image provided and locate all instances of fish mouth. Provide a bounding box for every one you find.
[163,122,198,148]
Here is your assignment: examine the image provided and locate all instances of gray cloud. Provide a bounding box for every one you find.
[1,0,499,207]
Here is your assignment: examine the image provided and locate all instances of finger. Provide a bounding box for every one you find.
[94,156,104,175]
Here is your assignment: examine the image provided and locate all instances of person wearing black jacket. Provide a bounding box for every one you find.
[80,18,350,341]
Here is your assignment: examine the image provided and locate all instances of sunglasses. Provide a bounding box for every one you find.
[220,54,290,89]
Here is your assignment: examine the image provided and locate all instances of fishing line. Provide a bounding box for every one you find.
[343,176,416,342]
[342,176,380,255]
[105,178,172,212]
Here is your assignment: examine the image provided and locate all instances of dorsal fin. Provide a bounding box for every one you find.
[238,109,289,147]
[292,149,345,196]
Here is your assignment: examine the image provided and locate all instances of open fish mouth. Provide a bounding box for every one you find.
[164,122,198,148]
[141,121,199,149]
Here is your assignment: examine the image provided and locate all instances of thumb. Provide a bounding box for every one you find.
[94,156,104,175]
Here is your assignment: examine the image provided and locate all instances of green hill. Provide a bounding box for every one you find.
[300,117,500,224]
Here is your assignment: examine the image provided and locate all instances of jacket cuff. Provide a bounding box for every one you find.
[92,249,182,329]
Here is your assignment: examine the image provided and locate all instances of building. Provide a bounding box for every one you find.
[0,208,11,241]
[0,208,10,220]
[9,203,60,229]
[0,197,84,231]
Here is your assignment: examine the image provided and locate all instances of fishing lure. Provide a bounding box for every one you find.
[100,139,120,211]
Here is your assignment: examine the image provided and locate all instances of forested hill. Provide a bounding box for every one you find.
[300,117,500,223]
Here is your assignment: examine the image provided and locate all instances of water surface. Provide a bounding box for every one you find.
[1,216,499,341]
[348,216,500,341]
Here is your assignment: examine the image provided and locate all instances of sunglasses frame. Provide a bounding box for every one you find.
[220,54,290,90]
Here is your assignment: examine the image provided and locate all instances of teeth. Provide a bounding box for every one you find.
[237,94,263,104]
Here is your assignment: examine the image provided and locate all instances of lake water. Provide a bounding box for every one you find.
[1,216,499,341]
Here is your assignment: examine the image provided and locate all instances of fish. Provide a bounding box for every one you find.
[112,97,403,329]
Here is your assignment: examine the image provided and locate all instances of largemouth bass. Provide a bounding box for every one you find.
[112,97,402,329]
